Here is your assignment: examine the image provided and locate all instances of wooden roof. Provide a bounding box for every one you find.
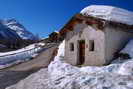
[59,13,133,37]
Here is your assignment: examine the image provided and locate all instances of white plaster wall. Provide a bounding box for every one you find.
[83,26,105,66]
[105,26,133,64]
[65,23,105,66]
[65,23,86,65]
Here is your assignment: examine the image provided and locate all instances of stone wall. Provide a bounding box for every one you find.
[65,22,105,66]
[105,26,133,64]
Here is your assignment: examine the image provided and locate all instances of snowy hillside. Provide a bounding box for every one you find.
[2,19,38,40]
[6,40,133,89]
[80,5,133,25]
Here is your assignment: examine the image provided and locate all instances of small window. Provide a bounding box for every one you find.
[89,40,95,51]
[70,43,74,51]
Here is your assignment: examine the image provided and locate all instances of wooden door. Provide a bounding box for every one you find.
[77,40,85,65]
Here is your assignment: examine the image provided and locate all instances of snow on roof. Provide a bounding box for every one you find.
[80,5,133,25]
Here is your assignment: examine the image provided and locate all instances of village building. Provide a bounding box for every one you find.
[49,31,60,42]
[59,5,133,66]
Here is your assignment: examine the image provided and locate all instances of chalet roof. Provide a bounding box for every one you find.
[59,5,133,37]
[81,5,133,26]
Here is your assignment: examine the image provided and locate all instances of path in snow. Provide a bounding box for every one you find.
[0,44,58,89]
[4,45,58,71]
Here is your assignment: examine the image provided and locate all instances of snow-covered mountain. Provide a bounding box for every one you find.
[2,19,38,40]
[0,21,21,45]
[0,19,39,49]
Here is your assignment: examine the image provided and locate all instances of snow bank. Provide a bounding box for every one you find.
[7,66,133,89]
[54,40,65,61]
[0,44,37,56]
[47,41,133,89]
[48,40,79,78]
[0,43,44,69]
[120,40,133,58]
[80,5,133,25]
[48,40,66,77]
[80,63,121,74]
[118,60,133,75]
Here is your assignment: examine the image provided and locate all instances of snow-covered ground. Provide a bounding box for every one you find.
[80,5,133,25]
[120,40,133,58]
[6,40,133,89]
[0,43,44,69]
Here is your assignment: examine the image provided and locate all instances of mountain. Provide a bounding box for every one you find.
[0,19,38,49]
[2,19,38,40]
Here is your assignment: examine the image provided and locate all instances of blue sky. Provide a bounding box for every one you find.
[0,0,133,38]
